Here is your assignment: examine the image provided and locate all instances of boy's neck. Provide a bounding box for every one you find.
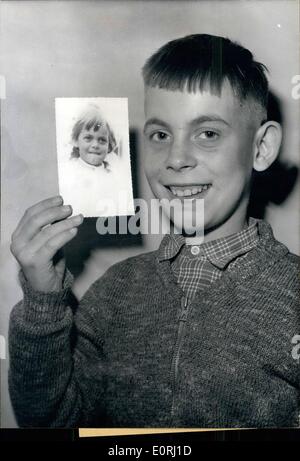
[205,218,249,243]
[183,213,250,245]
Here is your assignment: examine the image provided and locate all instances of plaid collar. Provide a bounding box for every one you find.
[157,218,259,269]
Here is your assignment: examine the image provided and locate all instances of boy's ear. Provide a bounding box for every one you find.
[253,121,282,172]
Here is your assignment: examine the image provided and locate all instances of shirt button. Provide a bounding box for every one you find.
[191,245,200,255]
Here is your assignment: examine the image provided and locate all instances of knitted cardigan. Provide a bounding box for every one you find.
[8,220,300,428]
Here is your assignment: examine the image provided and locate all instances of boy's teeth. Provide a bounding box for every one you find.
[170,185,210,196]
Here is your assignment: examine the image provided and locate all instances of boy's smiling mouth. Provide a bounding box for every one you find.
[165,184,212,198]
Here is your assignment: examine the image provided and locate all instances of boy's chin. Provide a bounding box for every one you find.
[170,218,205,238]
[161,197,205,237]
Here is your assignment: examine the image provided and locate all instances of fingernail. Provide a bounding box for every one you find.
[73,214,83,223]
[53,195,63,204]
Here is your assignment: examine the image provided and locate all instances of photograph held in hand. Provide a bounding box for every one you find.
[55,98,134,218]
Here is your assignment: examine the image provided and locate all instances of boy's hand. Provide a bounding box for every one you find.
[10,196,83,293]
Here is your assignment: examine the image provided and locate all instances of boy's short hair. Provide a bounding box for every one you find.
[142,34,268,120]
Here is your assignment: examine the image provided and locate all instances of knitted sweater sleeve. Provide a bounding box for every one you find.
[8,268,114,428]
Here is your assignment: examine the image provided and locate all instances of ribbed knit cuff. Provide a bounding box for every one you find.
[18,269,74,323]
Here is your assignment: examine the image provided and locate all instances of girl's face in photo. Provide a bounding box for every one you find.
[76,124,109,166]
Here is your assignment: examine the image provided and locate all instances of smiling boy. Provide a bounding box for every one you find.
[9,34,299,428]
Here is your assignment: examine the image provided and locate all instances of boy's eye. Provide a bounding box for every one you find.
[84,136,93,141]
[149,131,171,142]
[196,130,219,141]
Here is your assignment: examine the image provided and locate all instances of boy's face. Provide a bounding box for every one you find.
[76,125,109,167]
[143,82,258,238]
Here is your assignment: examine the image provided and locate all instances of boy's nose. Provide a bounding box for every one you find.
[165,140,197,171]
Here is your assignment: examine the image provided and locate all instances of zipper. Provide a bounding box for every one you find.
[170,295,189,420]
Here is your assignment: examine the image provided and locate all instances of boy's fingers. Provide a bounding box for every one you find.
[13,196,64,239]
[13,204,73,250]
[36,227,79,263]
[19,214,83,259]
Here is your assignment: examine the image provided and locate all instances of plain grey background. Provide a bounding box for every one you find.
[0,0,299,427]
